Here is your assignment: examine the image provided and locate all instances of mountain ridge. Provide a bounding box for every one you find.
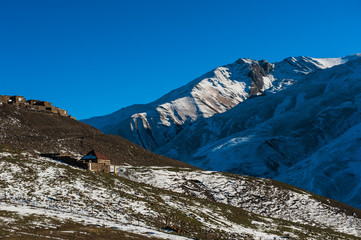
[83,54,354,151]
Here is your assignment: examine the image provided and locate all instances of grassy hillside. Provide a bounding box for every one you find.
[0,146,360,239]
[0,105,196,168]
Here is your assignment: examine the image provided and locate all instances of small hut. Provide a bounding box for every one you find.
[81,150,111,173]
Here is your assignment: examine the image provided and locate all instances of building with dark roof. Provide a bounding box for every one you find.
[81,150,111,173]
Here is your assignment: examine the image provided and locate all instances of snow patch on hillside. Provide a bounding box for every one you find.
[312,57,346,69]
[117,166,361,237]
[0,151,302,239]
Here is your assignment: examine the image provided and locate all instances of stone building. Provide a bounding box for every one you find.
[41,151,115,174]
[0,95,10,103]
[27,100,53,108]
[46,106,60,114]
[9,96,25,105]
[57,109,68,116]
[80,150,111,173]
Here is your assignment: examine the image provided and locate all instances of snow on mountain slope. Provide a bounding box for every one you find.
[312,54,361,69]
[1,148,361,239]
[82,55,348,151]
[156,55,361,209]
[83,58,267,150]
[277,121,361,208]
[117,166,361,237]
[0,149,278,239]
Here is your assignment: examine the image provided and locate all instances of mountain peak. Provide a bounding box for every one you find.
[83,54,333,151]
[234,57,255,65]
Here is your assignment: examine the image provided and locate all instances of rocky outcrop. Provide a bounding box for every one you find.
[248,61,273,95]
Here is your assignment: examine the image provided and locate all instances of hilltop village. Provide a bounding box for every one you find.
[0,95,74,119]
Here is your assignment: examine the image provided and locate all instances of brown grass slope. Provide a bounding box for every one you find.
[0,104,196,168]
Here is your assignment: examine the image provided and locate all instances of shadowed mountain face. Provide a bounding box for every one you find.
[82,54,361,209]
[0,104,196,168]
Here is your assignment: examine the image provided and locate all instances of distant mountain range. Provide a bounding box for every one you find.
[82,54,361,209]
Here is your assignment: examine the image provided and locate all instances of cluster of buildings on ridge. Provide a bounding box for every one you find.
[42,150,119,174]
[0,95,73,118]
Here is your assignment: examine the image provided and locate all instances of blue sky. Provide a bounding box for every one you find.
[1,0,360,119]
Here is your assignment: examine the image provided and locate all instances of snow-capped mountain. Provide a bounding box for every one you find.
[84,55,352,151]
[156,54,361,208]
[83,54,361,209]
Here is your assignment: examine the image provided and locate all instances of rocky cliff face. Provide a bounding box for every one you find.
[248,60,273,95]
